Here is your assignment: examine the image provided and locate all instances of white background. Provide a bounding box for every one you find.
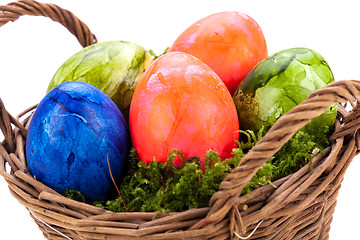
[0,0,359,239]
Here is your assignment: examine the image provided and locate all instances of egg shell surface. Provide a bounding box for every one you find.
[129,52,239,167]
[47,40,153,121]
[168,11,268,95]
[26,81,130,201]
[233,47,337,135]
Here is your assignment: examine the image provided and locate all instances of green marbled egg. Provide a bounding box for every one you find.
[233,47,337,137]
[47,40,153,121]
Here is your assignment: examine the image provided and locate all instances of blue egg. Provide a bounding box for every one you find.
[26,81,130,201]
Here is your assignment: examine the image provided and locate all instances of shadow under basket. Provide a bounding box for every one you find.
[1,1,360,239]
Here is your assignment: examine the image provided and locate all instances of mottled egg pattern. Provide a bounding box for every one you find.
[233,47,336,135]
[26,81,130,201]
[47,40,153,121]
[129,52,239,167]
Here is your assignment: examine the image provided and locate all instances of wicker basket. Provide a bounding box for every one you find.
[1,1,360,239]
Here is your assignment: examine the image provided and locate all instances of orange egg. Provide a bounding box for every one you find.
[129,52,239,167]
[168,11,268,95]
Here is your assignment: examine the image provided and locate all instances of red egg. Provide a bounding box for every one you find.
[129,52,239,167]
[168,11,268,95]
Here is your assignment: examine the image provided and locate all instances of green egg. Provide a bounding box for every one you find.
[47,40,153,121]
[233,47,337,138]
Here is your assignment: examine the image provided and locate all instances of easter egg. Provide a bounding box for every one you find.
[129,52,239,167]
[47,40,153,121]
[26,81,130,201]
[233,47,337,137]
[168,11,267,95]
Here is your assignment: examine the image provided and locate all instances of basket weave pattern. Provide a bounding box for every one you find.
[1,1,360,239]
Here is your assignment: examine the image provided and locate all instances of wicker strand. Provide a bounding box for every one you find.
[29,209,73,240]
[0,0,97,47]
[234,220,263,240]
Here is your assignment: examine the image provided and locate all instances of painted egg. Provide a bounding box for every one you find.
[233,47,337,136]
[129,52,239,167]
[168,11,267,95]
[47,40,153,121]
[26,81,130,201]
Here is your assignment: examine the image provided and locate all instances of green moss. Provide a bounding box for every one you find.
[149,47,169,60]
[96,149,238,212]
[63,189,86,202]
[65,124,332,213]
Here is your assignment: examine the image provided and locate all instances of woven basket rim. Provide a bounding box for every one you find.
[1,94,358,238]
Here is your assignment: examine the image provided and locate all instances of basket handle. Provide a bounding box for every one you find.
[0,0,97,47]
[0,0,97,152]
[193,79,360,229]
